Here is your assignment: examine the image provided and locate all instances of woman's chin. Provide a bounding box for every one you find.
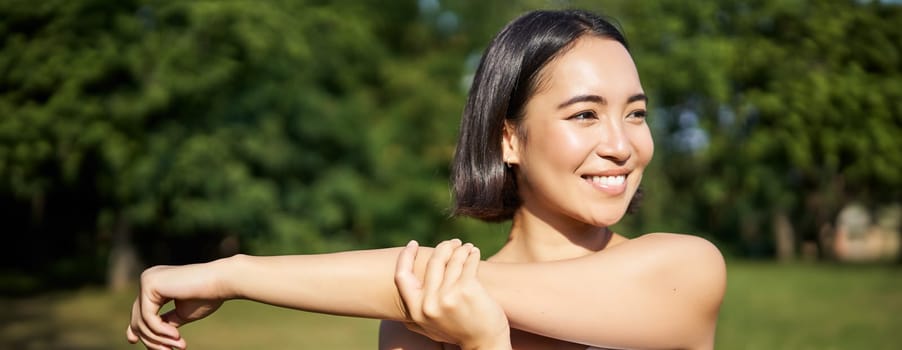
[581,212,627,228]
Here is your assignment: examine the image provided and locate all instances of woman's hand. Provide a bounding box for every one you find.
[394,239,512,350]
[125,262,228,350]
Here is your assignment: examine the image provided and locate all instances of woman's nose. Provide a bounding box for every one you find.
[595,120,631,163]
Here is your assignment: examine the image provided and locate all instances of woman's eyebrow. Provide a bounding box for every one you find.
[557,94,606,109]
[556,93,647,110]
[628,93,648,104]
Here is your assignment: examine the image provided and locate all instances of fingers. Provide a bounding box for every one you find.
[395,240,423,320]
[127,300,141,344]
[440,242,473,291]
[129,312,186,350]
[127,269,187,350]
[395,240,420,288]
[131,310,186,349]
[395,238,479,319]
[140,292,179,337]
[392,239,501,346]
[423,239,461,302]
[462,245,481,281]
[138,269,180,339]
[126,324,137,343]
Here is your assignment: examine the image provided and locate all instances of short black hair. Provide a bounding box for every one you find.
[451,9,630,222]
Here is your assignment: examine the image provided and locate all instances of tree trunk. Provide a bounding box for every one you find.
[107,214,140,292]
[773,211,796,261]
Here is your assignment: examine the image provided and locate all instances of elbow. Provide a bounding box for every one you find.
[684,236,727,314]
[644,234,726,349]
[677,236,727,348]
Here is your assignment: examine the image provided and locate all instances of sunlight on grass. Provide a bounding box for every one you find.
[179,300,378,349]
[716,262,902,350]
[0,288,378,349]
[1,262,899,349]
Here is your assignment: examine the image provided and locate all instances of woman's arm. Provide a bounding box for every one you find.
[126,247,417,349]
[128,233,725,350]
[480,233,725,350]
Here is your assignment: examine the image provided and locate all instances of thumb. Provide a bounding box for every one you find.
[163,299,222,328]
[160,308,190,328]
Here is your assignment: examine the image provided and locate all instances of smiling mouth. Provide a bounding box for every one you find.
[582,174,627,187]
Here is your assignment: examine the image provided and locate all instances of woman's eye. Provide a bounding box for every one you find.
[569,111,597,120]
[628,110,648,120]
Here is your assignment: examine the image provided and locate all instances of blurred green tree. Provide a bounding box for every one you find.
[2,0,900,293]
[604,0,902,258]
[0,0,498,292]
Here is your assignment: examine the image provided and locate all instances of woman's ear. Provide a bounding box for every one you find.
[501,121,521,167]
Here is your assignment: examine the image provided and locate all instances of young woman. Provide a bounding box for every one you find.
[127,9,726,350]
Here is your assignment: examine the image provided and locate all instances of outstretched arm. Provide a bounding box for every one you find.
[128,233,725,350]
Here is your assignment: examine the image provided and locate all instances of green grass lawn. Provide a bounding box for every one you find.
[715,261,901,350]
[1,261,899,349]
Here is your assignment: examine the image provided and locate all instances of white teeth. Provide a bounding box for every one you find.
[590,175,625,186]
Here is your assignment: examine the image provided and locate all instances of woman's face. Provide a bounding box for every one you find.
[506,36,653,228]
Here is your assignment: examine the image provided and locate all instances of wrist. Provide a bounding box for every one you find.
[211,253,248,300]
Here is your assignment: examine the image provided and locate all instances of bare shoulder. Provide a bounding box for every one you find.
[609,233,727,307]
[621,231,718,246]
[625,232,725,278]
[611,232,724,265]
[606,233,726,347]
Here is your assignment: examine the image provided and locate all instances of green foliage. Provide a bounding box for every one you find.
[1,0,508,283]
[1,0,900,289]
[607,0,902,254]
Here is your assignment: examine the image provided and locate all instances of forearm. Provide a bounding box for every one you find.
[216,248,421,320]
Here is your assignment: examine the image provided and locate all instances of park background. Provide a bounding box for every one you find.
[1,0,900,349]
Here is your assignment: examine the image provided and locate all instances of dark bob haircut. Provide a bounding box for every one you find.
[451,9,631,222]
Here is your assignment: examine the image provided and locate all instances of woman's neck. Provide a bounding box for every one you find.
[489,206,615,263]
